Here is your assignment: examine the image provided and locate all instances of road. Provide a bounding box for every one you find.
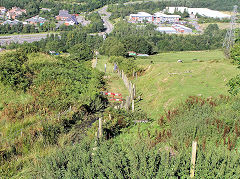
[0,33,56,46]
[0,6,113,45]
[98,6,114,34]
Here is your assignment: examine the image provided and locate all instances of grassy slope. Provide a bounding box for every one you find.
[132,50,239,120]
[0,53,61,178]
[106,50,239,146]
[199,23,240,30]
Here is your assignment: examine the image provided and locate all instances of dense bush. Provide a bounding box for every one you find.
[228,39,240,95]
[109,56,139,76]
[34,137,240,178]
[29,58,104,110]
[102,108,148,138]
[0,51,33,91]
[68,43,93,61]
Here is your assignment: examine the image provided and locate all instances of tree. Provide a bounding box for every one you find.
[45,40,62,52]
[109,43,126,57]
[228,41,240,95]
[68,43,93,61]
[0,51,32,90]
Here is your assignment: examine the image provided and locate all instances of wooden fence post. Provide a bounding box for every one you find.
[133,84,136,99]
[125,96,130,110]
[98,117,103,138]
[132,100,134,112]
[190,141,197,178]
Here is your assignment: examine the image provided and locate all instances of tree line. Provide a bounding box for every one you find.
[100,21,226,56]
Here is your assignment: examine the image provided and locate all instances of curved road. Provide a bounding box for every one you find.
[98,6,114,34]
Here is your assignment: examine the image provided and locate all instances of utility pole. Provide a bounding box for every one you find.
[223,5,238,57]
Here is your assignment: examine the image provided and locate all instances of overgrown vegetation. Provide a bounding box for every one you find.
[32,95,240,178]
[1,1,240,177]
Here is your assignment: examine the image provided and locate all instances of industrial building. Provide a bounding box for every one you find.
[129,12,181,24]
[154,12,181,24]
[155,27,177,34]
[164,7,231,19]
[129,12,153,23]
[156,24,192,34]
[172,24,192,33]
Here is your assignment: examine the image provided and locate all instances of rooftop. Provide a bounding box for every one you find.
[131,12,152,17]
[165,7,231,19]
[25,16,46,23]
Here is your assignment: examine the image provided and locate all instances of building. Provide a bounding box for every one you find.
[56,10,71,21]
[129,12,181,24]
[25,16,46,26]
[129,12,153,23]
[156,24,192,34]
[2,19,21,26]
[164,7,231,19]
[155,27,177,34]
[6,7,26,19]
[172,24,192,33]
[56,10,78,26]
[154,12,181,24]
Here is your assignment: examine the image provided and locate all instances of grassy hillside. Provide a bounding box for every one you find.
[132,50,239,119]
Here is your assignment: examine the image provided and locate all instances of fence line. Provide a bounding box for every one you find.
[117,69,136,111]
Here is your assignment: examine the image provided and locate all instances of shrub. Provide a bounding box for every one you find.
[0,51,33,91]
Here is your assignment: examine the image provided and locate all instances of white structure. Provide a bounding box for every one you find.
[156,27,177,34]
[156,24,192,34]
[129,12,153,23]
[129,12,181,24]
[164,7,231,19]
[154,12,181,23]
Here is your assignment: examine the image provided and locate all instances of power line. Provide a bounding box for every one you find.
[223,5,238,57]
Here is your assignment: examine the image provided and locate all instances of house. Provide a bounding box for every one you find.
[25,16,46,26]
[129,12,153,23]
[154,12,181,24]
[6,7,26,19]
[56,10,78,26]
[2,19,21,26]
[56,10,71,21]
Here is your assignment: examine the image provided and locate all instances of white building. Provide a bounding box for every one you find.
[156,27,177,34]
[129,12,181,24]
[154,12,181,23]
[129,12,153,23]
[164,7,231,19]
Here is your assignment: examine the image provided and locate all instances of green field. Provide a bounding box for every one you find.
[98,50,239,120]
[132,50,239,119]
